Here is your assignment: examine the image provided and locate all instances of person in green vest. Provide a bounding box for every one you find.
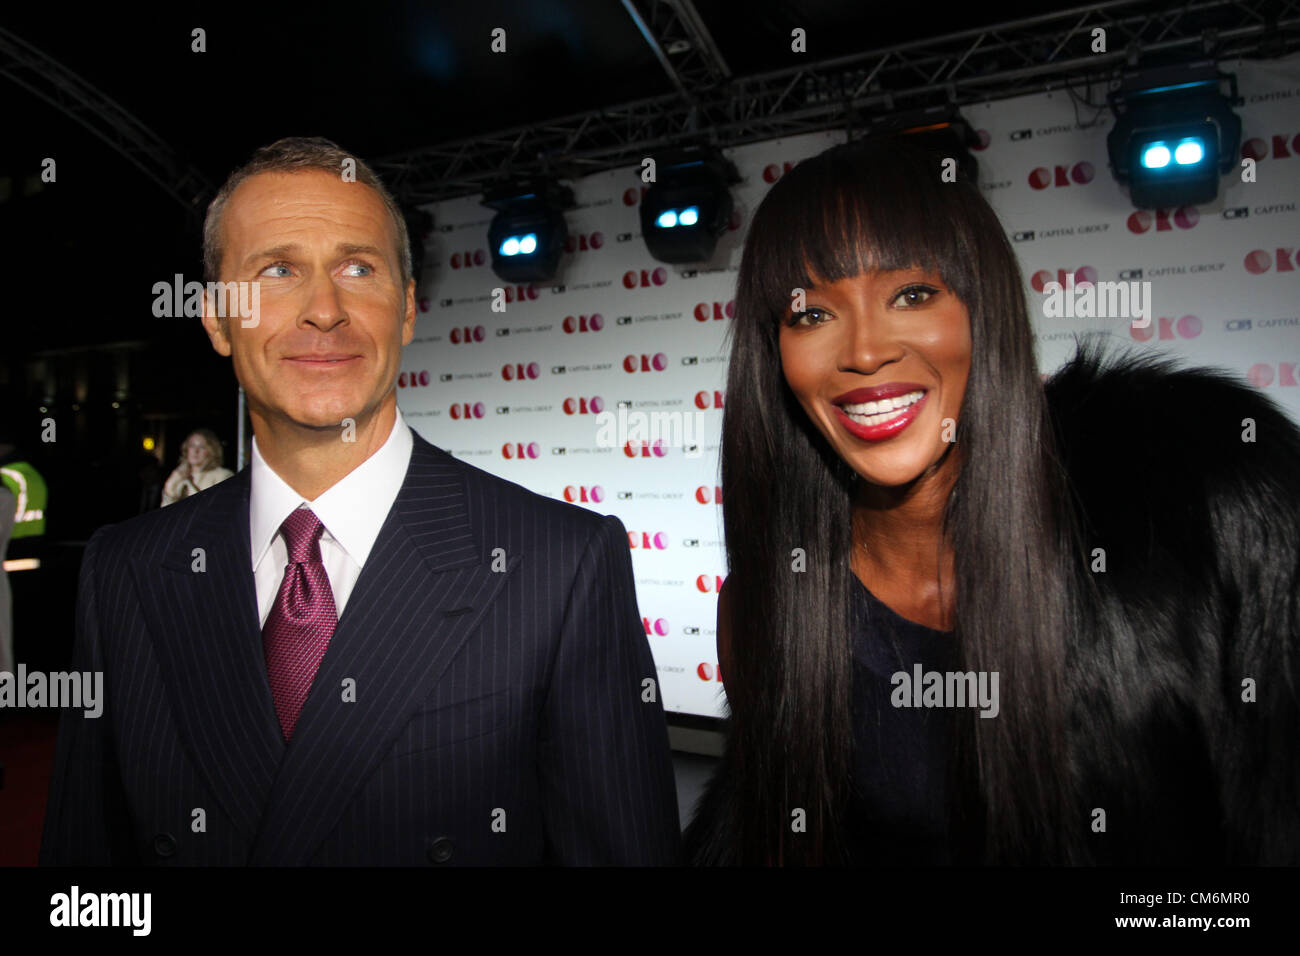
[0,443,47,674]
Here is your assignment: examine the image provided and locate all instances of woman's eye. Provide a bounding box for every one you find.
[893,285,937,307]
[790,308,829,327]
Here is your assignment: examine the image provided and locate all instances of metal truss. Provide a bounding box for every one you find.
[0,25,213,224]
[376,0,1300,205]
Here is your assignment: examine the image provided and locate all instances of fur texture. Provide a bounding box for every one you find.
[685,341,1300,864]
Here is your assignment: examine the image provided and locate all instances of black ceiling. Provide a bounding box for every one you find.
[1,0,1086,361]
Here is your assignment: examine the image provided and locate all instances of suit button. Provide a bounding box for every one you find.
[427,837,454,864]
[152,833,177,858]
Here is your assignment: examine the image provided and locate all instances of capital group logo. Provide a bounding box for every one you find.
[1027,161,1094,190]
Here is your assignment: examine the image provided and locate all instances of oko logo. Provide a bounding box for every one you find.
[694,390,724,409]
[562,313,605,333]
[397,371,431,388]
[697,662,722,682]
[1030,267,1098,293]
[622,185,649,206]
[624,353,668,373]
[694,301,735,321]
[695,485,723,504]
[625,440,668,458]
[449,402,486,419]
[1131,315,1202,342]
[562,396,605,414]
[1247,363,1300,387]
[501,442,540,459]
[1126,207,1199,233]
[563,231,605,253]
[449,249,487,269]
[1244,248,1299,274]
[1241,134,1300,161]
[627,531,669,550]
[643,617,670,637]
[449,325,486,344]
[563,485,605,503]
[696,574,724,593]
[623,268,668,289]
[502,285,540,303]
[1028,162,1095,189]
[502,362,541,381]
[762,160,796,183]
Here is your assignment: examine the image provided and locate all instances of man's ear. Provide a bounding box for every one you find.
[401,277,416,346]
[200,288,233,357]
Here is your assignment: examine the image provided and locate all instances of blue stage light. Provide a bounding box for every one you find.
[1141,143,1171,169]
[500,236,520,256]
[1174,138,1204,165]
[678,205,699,226]
[656,210,678,228]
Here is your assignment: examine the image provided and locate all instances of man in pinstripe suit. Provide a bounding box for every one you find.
[40,137,681,865]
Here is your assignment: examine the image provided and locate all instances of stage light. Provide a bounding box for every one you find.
[863,105,981,183]
[1106,63,1241,209]
[640,148,739,265]
[482,180,573,283]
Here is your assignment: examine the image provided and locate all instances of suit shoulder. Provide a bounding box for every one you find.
[84,473,239,560]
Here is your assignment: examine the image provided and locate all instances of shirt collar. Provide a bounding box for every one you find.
[249,407,413,571]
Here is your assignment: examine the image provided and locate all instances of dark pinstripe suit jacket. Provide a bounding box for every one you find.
[40,429,681,865]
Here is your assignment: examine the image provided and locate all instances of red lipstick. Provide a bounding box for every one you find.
[830,383,929,442]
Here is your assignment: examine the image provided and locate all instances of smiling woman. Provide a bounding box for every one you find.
[684,137,1300,866]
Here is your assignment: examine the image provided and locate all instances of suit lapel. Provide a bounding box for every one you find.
[142,468,284,843]
[248,433,519,865]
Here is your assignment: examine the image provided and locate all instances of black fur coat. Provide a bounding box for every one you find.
[684,345,1300,865]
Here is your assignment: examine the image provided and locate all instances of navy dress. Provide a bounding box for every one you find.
[843,576,964,865]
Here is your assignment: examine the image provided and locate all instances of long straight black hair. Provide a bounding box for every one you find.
[687,137,1088,865]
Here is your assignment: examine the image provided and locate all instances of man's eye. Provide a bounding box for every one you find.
[893,285,937,307]
[789,308,829,327]
[341,262,373,277]
[259,263,292,278]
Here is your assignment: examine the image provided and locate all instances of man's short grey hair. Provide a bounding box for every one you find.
[202,136,412,286]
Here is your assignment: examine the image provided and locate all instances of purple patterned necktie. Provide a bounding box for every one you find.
[262,507,337,741]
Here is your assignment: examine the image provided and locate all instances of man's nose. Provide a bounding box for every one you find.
[298,272,349,331]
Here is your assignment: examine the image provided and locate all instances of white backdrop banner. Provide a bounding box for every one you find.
[398,53,1300,719]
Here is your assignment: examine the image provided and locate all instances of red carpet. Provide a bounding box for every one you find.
[0,713,59,866]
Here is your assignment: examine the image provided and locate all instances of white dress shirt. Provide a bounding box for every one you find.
[250,408,414,628]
